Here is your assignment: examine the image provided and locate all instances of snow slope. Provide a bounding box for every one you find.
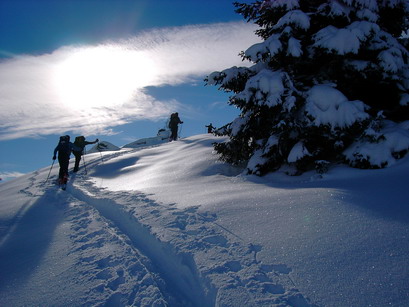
[0,134,408,306]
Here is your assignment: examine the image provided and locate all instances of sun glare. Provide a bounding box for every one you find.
[53,45,157,109]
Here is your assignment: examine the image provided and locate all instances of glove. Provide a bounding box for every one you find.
[52,156,56,160]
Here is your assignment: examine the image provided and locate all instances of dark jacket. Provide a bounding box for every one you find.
[169,114,183,129]
[53,142,79,159]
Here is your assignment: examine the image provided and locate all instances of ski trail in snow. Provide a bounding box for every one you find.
[64,170,317,306]
[68,179,211,306]
[63,195,168,306]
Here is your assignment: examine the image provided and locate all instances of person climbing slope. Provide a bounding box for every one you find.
[205,123,215,133]
[52,135,79,187]
[168,112,183,141]
[72,136,99,172]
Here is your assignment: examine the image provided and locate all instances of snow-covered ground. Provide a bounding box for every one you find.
[0,134,408,306]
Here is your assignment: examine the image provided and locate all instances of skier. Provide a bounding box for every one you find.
[168,112,183,141]
[52,135,79,187]
[72,136,99,172]
[205,123,215,133]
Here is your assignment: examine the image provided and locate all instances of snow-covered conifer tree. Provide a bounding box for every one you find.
[207,0,409,175]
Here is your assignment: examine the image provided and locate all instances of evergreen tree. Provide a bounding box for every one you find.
[206,0,409,175]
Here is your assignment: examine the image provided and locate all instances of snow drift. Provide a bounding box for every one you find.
[0,134,408,306]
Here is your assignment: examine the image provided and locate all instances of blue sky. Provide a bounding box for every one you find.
[0,0,260,180]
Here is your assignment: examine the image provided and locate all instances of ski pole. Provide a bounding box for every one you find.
[45,159,55,184]
[82,150,88,175]
[179,123,183,139]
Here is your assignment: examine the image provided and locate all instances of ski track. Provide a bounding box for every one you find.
[9,150,317,306]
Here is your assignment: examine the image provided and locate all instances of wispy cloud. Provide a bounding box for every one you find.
[0,21,259,140]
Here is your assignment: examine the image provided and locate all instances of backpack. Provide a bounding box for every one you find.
[169,113,179,128]
[58,135,71,155]
[74,136,85,145]
[73,136,85,152]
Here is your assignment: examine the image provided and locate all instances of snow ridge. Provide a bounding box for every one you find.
[2,134,409,306]
[0,144,316,306]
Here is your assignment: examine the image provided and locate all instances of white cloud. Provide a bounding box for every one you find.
[0,21,259,140]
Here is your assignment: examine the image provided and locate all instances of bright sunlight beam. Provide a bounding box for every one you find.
[52,45,157,110]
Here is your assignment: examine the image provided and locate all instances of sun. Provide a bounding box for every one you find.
[52,45,157,110]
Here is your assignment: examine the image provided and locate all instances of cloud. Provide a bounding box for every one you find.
[0,21,259,140]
